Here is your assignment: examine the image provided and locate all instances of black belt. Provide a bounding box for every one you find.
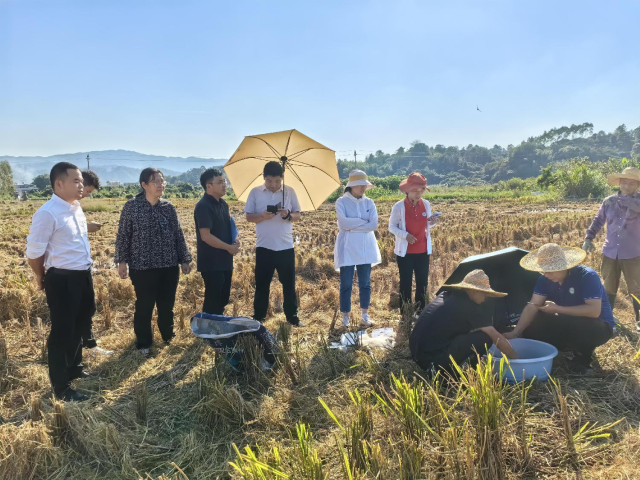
[47,267,92,276]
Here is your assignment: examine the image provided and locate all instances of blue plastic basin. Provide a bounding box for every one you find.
[488,338,558,383]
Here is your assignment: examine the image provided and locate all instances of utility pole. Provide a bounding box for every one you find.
[86,154,90,170]
[354,150,357,168]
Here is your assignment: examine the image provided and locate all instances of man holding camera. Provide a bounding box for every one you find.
[244,161,304,327]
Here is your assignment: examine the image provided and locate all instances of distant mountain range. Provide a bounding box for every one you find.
[3,150,227,184]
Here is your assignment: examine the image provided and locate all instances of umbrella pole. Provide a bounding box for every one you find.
[281,157,287,206]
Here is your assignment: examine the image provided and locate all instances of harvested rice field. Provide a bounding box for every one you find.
[1,197,639,479]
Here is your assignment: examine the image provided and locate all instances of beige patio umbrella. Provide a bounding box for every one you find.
[223,129,340,212]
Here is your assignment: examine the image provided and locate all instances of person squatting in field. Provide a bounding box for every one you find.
[26,162,96,402]
[333,169,381,328]
[582,167,640,332]
[114,168,192,358]
[505,243,615,374]
[409,269,518,376]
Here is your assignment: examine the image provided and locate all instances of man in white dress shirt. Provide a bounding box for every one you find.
[26,162,95,402]
[244,161,304,327]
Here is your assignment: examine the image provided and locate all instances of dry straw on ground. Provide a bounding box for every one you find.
[0,198,639,479]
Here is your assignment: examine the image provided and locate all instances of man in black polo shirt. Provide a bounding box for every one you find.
[410,269,518,375]
[194,169,240,315]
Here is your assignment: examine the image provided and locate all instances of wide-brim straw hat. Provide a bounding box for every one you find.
[607,167,640,187]
[399,172,430,193]
[520,243,586,273]
[346,169,374,190]
[443,269,507,298]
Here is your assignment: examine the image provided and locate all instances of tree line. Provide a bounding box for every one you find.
[338,123,640,186]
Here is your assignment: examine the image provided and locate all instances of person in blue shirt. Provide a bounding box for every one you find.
[505,243,614,374]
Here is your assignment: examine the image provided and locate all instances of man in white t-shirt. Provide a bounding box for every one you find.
[244,161,304,327]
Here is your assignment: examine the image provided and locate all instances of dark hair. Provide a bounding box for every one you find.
[139,167,164,186]
[82,170,101,190]
[344,186,352,193]
[50,162,80,189]
[200,168,223,189]
[263,161,283,178]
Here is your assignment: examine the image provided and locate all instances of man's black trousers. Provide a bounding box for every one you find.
[201,270,233,315]
[522,311,612,365]
[44,268,96,397]
[253,247,297,321]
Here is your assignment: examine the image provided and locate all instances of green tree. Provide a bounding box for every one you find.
[33,173,50,190]
[0,161,14,198]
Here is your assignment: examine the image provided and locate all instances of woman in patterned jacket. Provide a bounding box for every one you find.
[115,168,192,357]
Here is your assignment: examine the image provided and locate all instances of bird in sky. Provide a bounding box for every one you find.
[476,105,482,112]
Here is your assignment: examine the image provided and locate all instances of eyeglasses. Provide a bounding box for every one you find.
[149,181,167,187]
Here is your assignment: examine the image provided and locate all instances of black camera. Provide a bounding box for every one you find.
[266,205,278,214]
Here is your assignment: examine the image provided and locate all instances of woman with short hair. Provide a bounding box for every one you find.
[334,170,381,327]
[114,168,192,357]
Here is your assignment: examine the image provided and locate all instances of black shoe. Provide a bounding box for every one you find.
[287,316,305,328]
[60,388,90,402]
[567,352,593,375]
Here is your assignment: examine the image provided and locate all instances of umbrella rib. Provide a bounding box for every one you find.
[231,155,279,163]
[283,129,295,157]
[286,164,317,211]
[285,161,341,185]
[248,135,282,158]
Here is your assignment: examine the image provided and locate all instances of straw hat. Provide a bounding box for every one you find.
[399,172,430,193]
[443,269,507,298]
[607,167,640,187]
[520,243,586,273]
[346,169,374,190]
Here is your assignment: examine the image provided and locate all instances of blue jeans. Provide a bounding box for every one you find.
[339,264,372,313]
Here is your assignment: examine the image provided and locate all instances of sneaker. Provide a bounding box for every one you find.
[138,348,151,358]
[287,316,305,328]
[341,313,350,327]
[360,313,374,328]
[91,346,114,356]
[567,359,593,375]
[60,388,90,402]
[69,371,93,381]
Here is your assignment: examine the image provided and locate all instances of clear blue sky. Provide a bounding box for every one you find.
[2,0,639,159]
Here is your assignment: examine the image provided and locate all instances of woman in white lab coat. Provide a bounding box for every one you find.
[334,170,381,327]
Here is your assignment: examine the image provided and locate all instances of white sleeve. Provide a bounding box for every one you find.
[388,203,408,239]
[26,209,55,259]
[289,187,301,213]
[244,189,257,214]
[336,198,367,230]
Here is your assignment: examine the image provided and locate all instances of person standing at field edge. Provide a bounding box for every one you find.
[582,167,640,331]
[79,169,114,356]
[194,168,241,315]
[388,172,438,313]
[26,162,96,402]
[244,161,304,327]
[334,170,381,327]
[114,168,192,358]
